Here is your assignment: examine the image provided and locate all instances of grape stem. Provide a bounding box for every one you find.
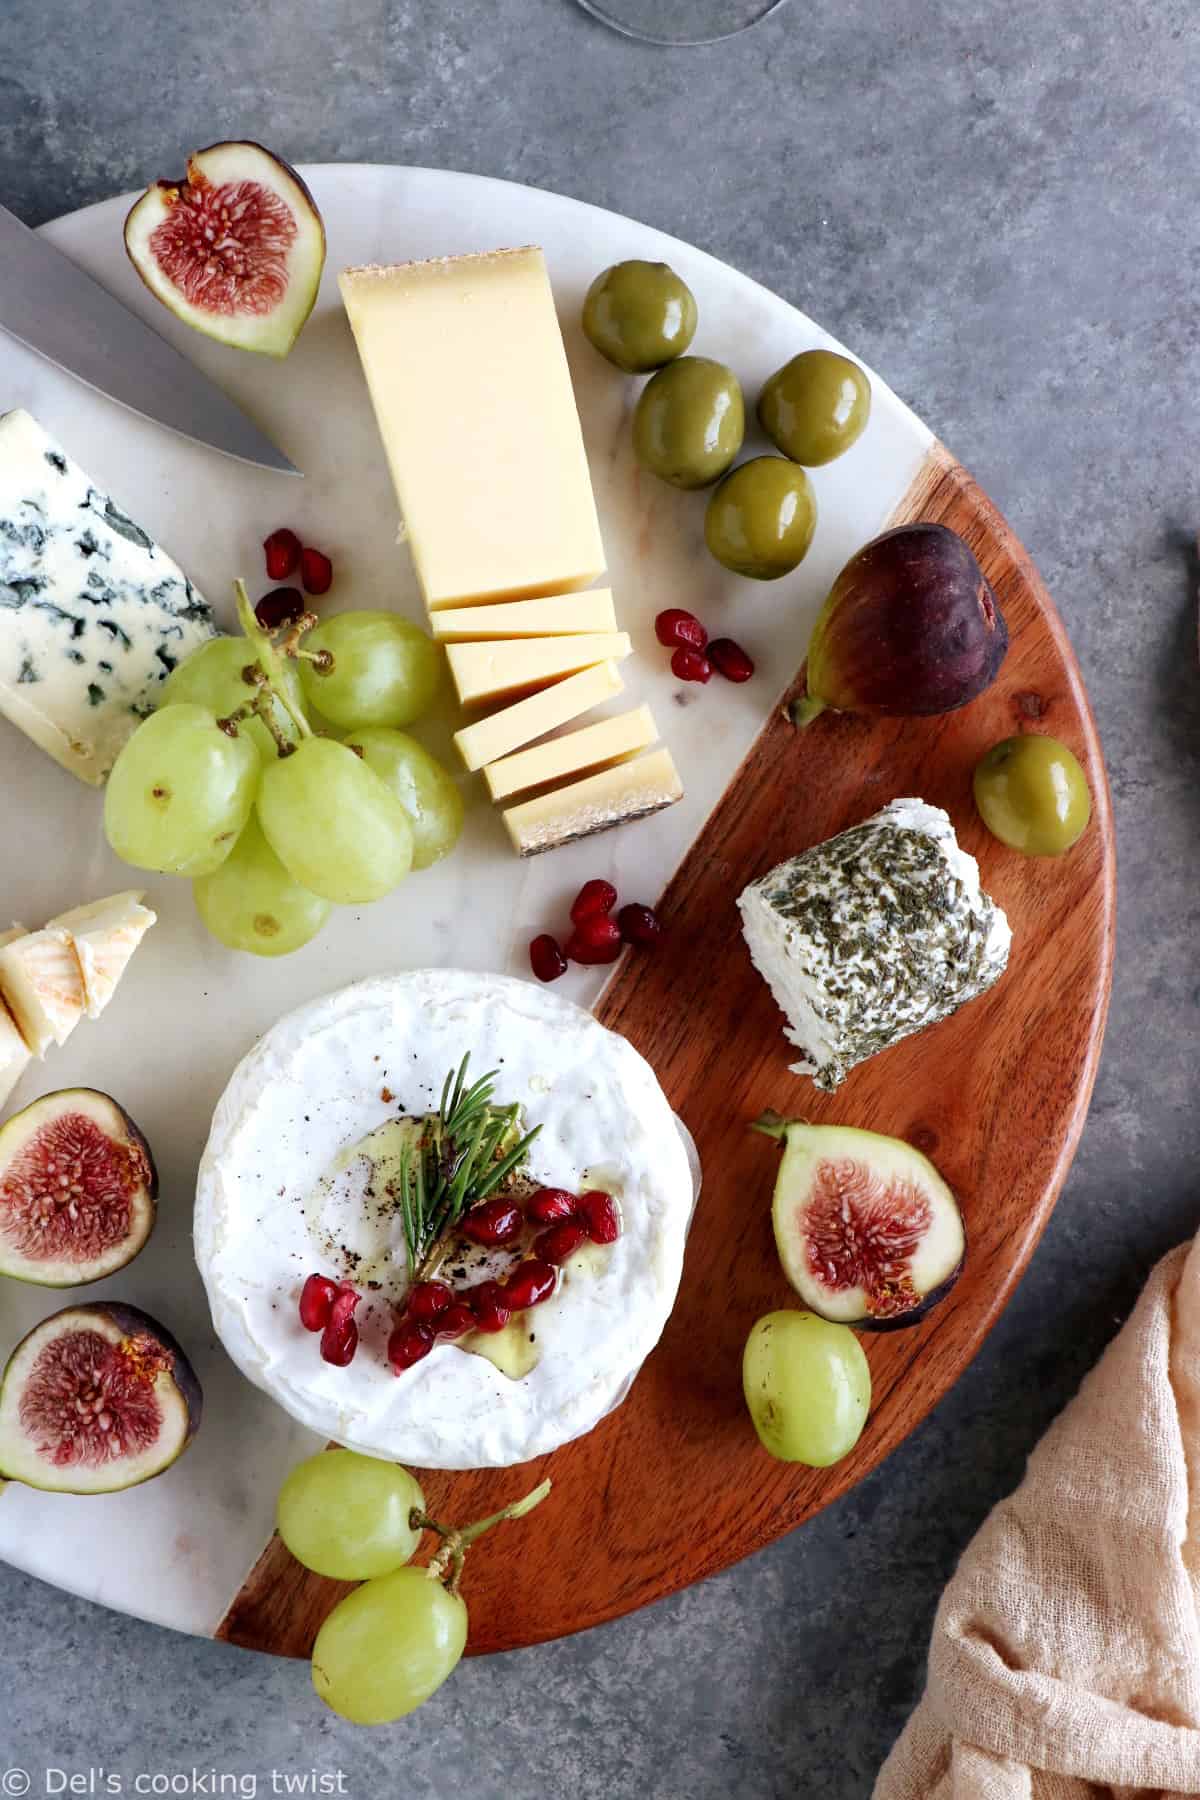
[232,579,313,746]
[411,1477,552,1595]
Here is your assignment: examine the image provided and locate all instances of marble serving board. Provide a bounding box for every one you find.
[0,164,933,1637]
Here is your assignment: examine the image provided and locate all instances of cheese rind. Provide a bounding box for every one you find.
[502,747,683,857]
[0,410,216,785]
[340,249,606,609]
[429,590,618,643]
[447,634,630,707]
[454,660,625,773]
[485,705,659,802]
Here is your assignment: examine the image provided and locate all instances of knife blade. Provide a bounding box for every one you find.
[0,202,299,475]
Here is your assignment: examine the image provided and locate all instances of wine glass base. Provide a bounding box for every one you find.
[574,0,791,47]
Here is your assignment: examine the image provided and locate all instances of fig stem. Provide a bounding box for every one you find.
[750,1110,794,1141]
[787,695,827,728]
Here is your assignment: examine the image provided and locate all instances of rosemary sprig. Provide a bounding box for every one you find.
[398,1056,541,1279]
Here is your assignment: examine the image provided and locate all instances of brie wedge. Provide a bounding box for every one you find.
[195,970,696,1469]
[49,891,156,1019]
[0,927,84,1055]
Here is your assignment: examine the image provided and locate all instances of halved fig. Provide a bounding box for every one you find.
[0,1302,201,1493]
[124,142,326,357]
[0,1090,157,1286]
[753,1113,964,1330]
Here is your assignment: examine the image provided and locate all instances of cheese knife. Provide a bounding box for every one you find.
[0,202,299,475]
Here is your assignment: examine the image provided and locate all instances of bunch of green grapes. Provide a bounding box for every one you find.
[276,1448,549,1724]
[103,586,465,957]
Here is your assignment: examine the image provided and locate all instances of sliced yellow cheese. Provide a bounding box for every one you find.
[49,890,156,1019]
[429,589,618,643]
[485,705,659,802]
[454,661,625,773]
[0,927,84,1056]
[447,634,630,708]
[502,747,683,858]
[340,248,605,609]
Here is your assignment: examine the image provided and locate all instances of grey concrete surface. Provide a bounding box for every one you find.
[0,0,1196,1793]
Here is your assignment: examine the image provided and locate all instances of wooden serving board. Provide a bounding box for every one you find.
[219,442,1115,1658]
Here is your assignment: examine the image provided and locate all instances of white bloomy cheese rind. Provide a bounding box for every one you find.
[340,248,606,609]
[738,798,1011,1091]
[194,970,696,1470]
[0,410,216,784]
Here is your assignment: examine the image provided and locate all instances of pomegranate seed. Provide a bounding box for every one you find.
[407,1279,452,1322]
[504,1259,557,1310]
[526,1186,579,1225]
[388,1321,434,1373]
[301,546,333,595]
[656,608,708,652]
[618,903,664,949]
[529,933,568,983]
[534,1220,588,1264]
[255,586,304,631]
[570,878,618,924]
[579,1190,620,1244]
[671,646,712,684]
[318,1310,356,1360]
[707,637,755,683]
[565,914,623,966]
[462,1196,523,1246]
[565,930,623,966]
[435,1302,477,1341]
[263,528,302,581]
[468,1279,512,1334]
[299,1273,338,1332]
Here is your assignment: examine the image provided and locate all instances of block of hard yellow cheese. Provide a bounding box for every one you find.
[447,634,630,708]
[485,704,659,802]
[340,248,605,609]
[429,589,618,643]
[502,747,683,857]
[454,660,625,773]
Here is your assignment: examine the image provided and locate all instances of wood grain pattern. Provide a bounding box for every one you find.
[218,443,1115,1658]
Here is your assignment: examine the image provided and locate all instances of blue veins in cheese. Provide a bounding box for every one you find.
[0,409,216,784]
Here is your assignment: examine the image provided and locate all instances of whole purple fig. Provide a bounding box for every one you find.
[791,523,1008,726]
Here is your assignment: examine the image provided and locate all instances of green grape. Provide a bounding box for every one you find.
[277,1451,425,1580]
[163,636,307,762]
[257,735,413,903]
[193,816,331,956]
[742,1310,871,1467]
[311,1565,467,1725]
[342,727,465,870]
[299,611,441,730]
[104,702,259,877]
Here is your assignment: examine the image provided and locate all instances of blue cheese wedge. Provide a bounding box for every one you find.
[0,409,216,784]
[738,798,1011,1090]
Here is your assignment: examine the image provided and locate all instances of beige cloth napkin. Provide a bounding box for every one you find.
[874,1238,1200,1798]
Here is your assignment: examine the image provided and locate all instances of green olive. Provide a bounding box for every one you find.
[758,349,871,466]
[973,736,1092,856]
[582,260,698,374]
[633,357,744,490]
[704,456,817,579]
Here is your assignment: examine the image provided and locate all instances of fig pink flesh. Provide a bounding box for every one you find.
[18,1328,166,1469]
[150,172,296,318]
[0,1111,146,1266]
[801,1158,931,1320]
